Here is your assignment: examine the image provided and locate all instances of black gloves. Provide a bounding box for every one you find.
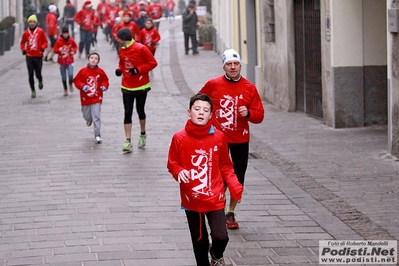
[22,50,26,55]
[129,68,138,75]
[115,68,138,76]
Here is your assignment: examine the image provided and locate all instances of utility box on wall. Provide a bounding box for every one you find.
[388,9,399,33]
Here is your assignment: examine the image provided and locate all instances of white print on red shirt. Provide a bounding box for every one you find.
[59,44,73,59]
[216,94,237,132]
[122,57,134,72]
[99,6,107,15]
[144,33,153,46]
[86,74,100,97]
[84,14,92,27]
[216,94,248,136]
[28,29,38,51]
[109,9,117,20]
[189,146,217,198]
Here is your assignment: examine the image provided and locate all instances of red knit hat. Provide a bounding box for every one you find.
[84,1,92,7]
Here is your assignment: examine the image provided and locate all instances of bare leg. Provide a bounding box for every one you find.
[124,123,132,139]
[225,187,239,229]
[48,49,55,59]
[139,119,146,134]
[44,46,51,58]
[224,186,238,211]
[228,198,238,212]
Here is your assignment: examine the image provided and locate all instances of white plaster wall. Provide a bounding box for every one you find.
[212,0,234,52]
[331,0,363,67]
[363,0,387,66]
[260,0,295,111]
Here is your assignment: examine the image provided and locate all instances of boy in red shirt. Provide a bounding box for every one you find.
[54,26,78,96]
[20,14,48,98]
[73,53,109,144]
[167,93,243,266]
[138,18,160,55]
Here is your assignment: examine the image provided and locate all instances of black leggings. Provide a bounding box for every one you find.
[25,56,43,91]
[122,90,148,124]
[185,209,228,266]
[228,142,249,185]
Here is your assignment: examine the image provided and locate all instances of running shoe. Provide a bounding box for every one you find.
[95,136,102,144]
[226,212,239,230]
[210,257,225,266]
[123,140,133,152]
[138,134,146,149]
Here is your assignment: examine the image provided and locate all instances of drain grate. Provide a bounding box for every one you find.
[23,100,50,105]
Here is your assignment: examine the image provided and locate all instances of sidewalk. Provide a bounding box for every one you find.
[0,17,398,266]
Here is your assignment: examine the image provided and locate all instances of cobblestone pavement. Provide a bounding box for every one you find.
[0,17,398,265]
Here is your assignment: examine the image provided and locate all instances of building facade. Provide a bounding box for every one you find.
[211,0,398,154]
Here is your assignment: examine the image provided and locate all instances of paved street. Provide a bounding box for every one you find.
[0,17,398,265]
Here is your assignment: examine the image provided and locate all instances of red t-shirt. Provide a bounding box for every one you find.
[20,27,48,57]
[199,75,265,143]
[168,119,243,213]
[73,65,109,106]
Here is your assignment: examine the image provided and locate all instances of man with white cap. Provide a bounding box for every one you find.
[44,4,58,62]
[20,14,49,98]
[74,1,95,58]
[199,49,265,230]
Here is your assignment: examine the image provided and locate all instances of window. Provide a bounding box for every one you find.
[264,0,275,42]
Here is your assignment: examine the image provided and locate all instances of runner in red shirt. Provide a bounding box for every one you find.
[20,14,48,98]
[120,12,140,41]
[167,93,243,266]
[138,18,161,55]
[199,49,265,230]
[74,1,95,58]
[114,28,158,152]
[164,0,176,22]
[44,4,58,62]
[53,26,78,96]
[147,0,163,29]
